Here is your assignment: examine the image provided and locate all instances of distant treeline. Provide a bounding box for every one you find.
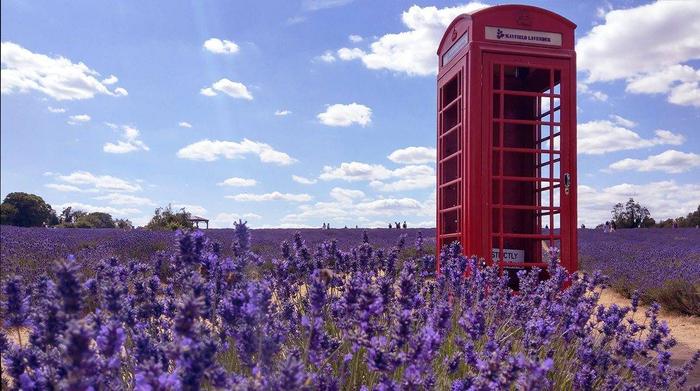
[0,192,193,230]
[607,198,700,229]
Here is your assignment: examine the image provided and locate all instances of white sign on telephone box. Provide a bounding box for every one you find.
[491,248,525,263]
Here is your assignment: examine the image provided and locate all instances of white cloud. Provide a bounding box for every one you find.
[177,138,296,165]
[178,121,192,128]
[371,176,435,192]
[317,51,336,63]
[578,181,700,227]
[55,202,140,217]
[355,198,424,213]
[95,193,155,206]
[320,161,435,192]
[113,87,128,96]
[45,183,96,193]
[329,187,365,203]
[370,165,435,192]
[57,171,141,192]
[274,109,292,116]
[292,175,317,185]
[577,2,700,107]
[625,65,700,108]
[608,150,700,174]
[302,0,353,11]
[320,161,392,181]
[47,106,66,113]
[210,212,262,228]
[200,78,253,100]
[287,16,307,25]
[104,125,149,154]
[337,47,365,61]
[1,42,128,100]
[68,114,90,122]
[609,115,637,129]
[317,103,372,127]
[203,38,240,54]
[226,192,312,202]
[578,120,684,155]
[348,34,363,43]
[217,177,257,187]
[281,190,434,227]
[388,146,436,164]
[200,87,217,96]
[102,75,118,85]
[335,3,489,76]
[172,204,207,216]
[578,82,608,102]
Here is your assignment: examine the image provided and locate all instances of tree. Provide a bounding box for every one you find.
[0,203,18,225]
[656,205,700,228]
[0,192,55,227]
[75,212,116,228]
[611,198,653,228]
[686,205,700,227]
[146,204,193,231]
[115,218,134,229]
[60,207,87,224]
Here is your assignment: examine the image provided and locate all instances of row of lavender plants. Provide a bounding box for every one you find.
[2,223,698,389]
[0,226,435,281]
[578,228,700,316]
[2,226,699,316]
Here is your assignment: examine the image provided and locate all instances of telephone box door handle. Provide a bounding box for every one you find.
[564,173,571,195]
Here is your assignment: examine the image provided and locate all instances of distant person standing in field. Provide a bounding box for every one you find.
[388,223,392,229]
[604,221,610,233]
[403,221,407,229]
[611,221,616,232]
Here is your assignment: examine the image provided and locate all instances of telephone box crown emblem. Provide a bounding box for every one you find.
[516,11,532,26]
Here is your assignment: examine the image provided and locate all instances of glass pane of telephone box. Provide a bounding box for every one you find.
[441,183,460,209]
[442,102,460,132]
[442,155,459,182]
[503,66,550,92]
[504,235,540,263]
[442,75,460,106]
[493,64,501,89]
[503,152,537,177]
[441,210,459,235]
[503,123,537,149]
[541,238,561,261]
[503,95,537,120]
[503,181,536,206]
[492,237,502,262]
[442,127,460,157]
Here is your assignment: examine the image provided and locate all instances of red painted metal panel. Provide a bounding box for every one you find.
[436,5,577,285]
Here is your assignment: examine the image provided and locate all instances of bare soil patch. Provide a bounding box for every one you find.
[598,289,700,387]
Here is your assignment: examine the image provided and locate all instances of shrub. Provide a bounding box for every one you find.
[146,204,193,231]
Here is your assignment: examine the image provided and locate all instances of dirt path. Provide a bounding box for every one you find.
[598,289,700,387]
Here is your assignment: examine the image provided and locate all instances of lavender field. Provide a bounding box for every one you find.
[2,226,698,315]
[1,223,698,389]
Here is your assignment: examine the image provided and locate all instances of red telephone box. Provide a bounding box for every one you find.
[436,5,577,286]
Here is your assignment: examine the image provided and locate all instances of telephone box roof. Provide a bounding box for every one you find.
[437,4,576,56]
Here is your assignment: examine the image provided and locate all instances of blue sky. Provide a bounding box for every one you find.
[1,0,699,228]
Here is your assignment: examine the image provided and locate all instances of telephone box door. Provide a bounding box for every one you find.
[484,53,575,274]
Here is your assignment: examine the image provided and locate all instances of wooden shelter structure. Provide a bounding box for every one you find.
[189,216,209,229]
